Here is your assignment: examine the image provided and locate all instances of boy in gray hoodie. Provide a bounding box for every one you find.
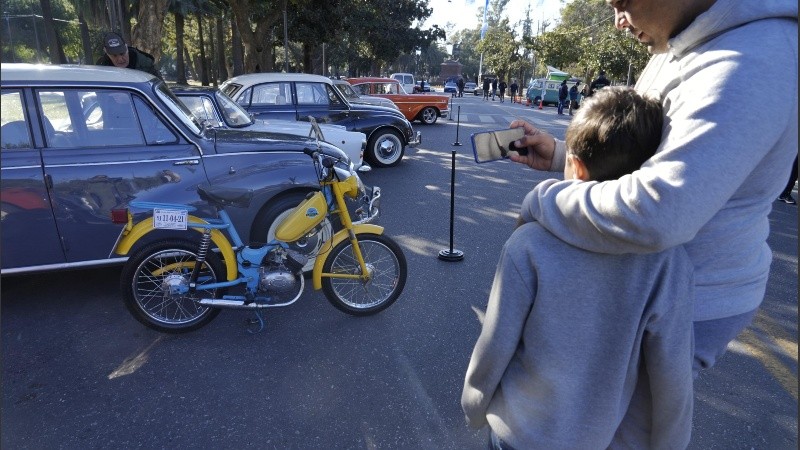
[462,87,695,449]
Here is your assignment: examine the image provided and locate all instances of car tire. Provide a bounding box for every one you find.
[419,107,438,125]
[366,128,405,168]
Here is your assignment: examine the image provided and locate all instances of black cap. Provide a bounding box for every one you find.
[103,32,127,55]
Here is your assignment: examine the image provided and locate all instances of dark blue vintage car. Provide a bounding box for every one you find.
[0,64,351,275]
[220,73,421,168]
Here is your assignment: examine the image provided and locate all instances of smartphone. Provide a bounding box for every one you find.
[471,127,528,163]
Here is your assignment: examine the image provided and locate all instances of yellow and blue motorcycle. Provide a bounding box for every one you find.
[112,145,406,333]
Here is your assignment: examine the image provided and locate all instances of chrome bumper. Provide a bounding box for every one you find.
[407,131,422,147]
[353,186,381,224]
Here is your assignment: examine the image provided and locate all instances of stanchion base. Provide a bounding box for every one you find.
[452,142,462,146]
[438,249,464,261]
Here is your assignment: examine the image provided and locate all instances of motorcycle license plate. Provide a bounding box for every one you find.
[153,208,188,230]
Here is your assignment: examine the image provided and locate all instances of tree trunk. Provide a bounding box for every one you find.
[216,16,228,82]
[228,0,278,73]
[184,47,198,81]
[196,12,209,86]
[208,19,217,85]
[230,15,244,76]
[39,0,65,64]
[175,12,187,84]
[130,0,169,61]
[78,10,93,64]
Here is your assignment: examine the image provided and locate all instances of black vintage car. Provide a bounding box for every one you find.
[0,63,351,275]
[220,73,421,168]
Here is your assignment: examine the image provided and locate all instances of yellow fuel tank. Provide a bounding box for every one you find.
[274,192,327,242]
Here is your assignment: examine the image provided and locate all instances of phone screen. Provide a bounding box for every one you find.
[471,127,527,163]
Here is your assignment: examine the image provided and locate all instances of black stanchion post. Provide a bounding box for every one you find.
[452,105,462,146]
[448,95,454,121]
[439,150,464,262]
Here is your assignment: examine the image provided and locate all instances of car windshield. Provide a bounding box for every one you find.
[334,82,360,101]
[157,83,203,135]
[214,91,254,127]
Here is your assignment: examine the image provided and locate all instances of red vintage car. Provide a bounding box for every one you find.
[346,77,450,125]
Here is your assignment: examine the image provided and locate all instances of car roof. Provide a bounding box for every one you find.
[0,63,155,83]
[347,77,396,84]
[224,72,333,85]
[170,84,217,94]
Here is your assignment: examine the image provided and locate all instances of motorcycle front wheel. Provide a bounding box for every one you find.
[121,239,225,333]
[321,233,407,316]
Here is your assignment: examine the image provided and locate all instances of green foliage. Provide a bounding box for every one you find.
[476,18,520,81]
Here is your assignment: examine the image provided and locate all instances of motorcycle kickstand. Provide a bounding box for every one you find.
[246,310,267,334]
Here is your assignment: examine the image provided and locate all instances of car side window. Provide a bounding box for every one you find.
[352,84,370,96]
[38,91,78,148]
[325,84,344,106]
[132,96,179,145]
[1,90,32,150]
[296,82,329,106]
[251,82,292,106]
[235,87,252,107]
[180,96,208,120]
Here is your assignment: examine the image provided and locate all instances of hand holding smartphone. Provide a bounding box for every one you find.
[471,127,528,163]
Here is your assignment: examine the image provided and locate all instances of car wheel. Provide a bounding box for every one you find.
[419,107,438,125]
[366,128,404,168]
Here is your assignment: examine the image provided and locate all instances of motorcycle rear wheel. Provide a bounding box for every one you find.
[121,239,225,333]
[321,233,407,316]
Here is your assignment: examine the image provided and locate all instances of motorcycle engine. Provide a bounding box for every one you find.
[256,249,307,301]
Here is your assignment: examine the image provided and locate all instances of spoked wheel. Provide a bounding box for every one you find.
[321,233,407,316]
[121,239,225,333]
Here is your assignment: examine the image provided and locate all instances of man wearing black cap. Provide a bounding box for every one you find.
[96,31,163,80]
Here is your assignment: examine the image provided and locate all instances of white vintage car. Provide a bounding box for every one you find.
[173,85,370,171]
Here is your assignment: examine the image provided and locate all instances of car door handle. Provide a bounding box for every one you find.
[173,159,200,166]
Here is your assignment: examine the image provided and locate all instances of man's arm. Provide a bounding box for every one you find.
[518,32,797,254]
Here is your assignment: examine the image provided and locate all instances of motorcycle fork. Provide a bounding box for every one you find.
[329,181,370,281]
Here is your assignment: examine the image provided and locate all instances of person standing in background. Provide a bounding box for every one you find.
[569,81,581,115]
[510,79,518,103]
[557,79,569,115]
[588,70,610,96]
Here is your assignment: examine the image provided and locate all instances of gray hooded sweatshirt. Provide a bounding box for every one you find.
[462,223,695,449]
[519,0,798,322]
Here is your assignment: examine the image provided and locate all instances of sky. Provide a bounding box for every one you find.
[422,0,567,37]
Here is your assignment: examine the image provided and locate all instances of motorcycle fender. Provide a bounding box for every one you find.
[114,216,238,281]
[312,224,384,290]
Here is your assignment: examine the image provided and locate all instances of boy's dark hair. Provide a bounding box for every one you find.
[565,86,663,182]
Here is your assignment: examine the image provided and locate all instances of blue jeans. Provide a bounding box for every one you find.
[557,99,566,114]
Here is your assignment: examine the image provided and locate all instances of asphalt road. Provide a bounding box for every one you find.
[2,93,797,449]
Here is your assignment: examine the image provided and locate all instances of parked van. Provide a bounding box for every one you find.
[526,66,582,107]
[390,73,417,94]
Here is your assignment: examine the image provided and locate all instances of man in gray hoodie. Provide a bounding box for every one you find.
[509,0,797,377]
